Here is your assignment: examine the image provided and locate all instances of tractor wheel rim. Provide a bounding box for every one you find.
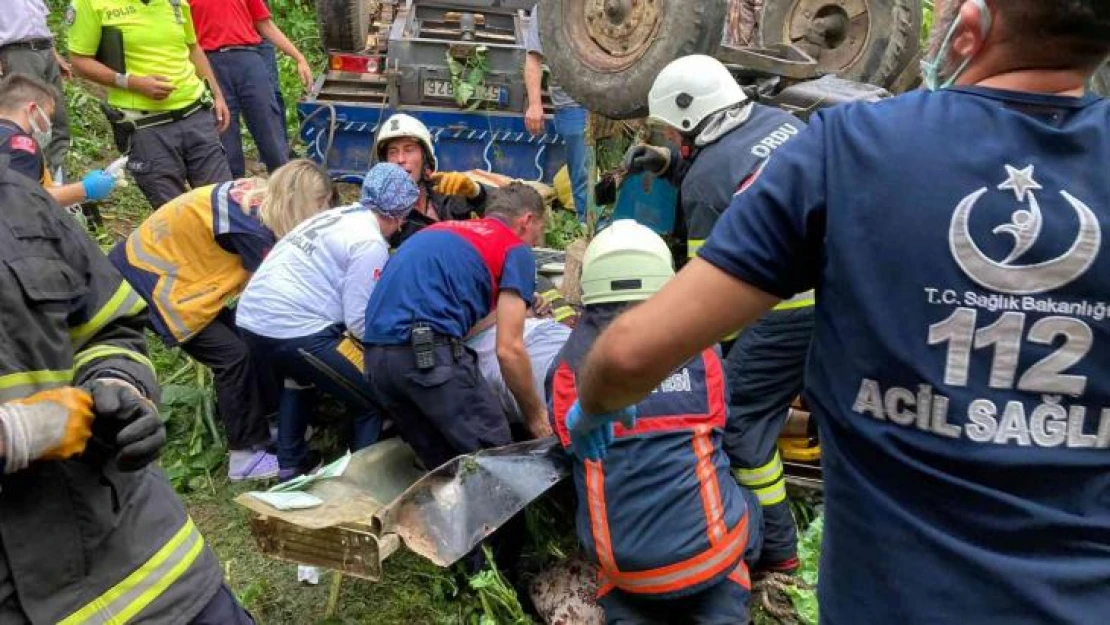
[784,0,871,72]
[578,0,661,68]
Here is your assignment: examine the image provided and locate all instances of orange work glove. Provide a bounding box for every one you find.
[431,172,481,199]
[0,387,94,473]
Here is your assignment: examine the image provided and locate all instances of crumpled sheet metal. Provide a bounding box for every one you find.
[373,438,571,567]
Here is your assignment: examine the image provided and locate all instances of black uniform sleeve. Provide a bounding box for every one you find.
[215,232,271,272]
[61,214,160,403]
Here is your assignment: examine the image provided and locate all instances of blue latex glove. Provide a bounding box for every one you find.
[81,170,118,202]
[565,400,637,461]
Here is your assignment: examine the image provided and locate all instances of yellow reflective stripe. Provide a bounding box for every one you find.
[736,451,784,487]
[69,282,148,349]
[753,480,787,506]
[59,518,205,625]
[336,337,365,373]
[774,297,815,311]
[74,345,155,375]
[553,306,576,322]
[687,239,706,259]
[0,369,74,402]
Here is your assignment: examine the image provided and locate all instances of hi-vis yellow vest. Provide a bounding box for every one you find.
[112,181,274,345]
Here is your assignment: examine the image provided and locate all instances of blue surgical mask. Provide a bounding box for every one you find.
[920,0,993,91]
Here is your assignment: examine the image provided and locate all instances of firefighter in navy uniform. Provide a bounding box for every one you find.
[549,220,762,624]
[621,54,812,573]
[0,157,252,621]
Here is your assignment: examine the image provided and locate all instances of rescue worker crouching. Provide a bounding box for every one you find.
[0,74,119,206]
[0,156,253,623]
[548,220,762,624]
[624,54,814,573]
[109,159,335,481]
[374,113,491,247]
[237,163,419,481]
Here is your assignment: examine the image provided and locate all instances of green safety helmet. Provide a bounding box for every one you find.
[581,219,675,306]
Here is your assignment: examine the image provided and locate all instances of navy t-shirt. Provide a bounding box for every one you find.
[363,216,536,343]
[700,86,1110,624]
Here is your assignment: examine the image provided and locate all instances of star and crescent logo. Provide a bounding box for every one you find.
[949,164,1101,295]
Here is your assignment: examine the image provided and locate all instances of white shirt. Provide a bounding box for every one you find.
[0,1,51,46]
[238,205,390,340]
[468,318,571,423]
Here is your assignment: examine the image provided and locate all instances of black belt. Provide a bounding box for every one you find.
[0,38,53,53]
[131,98,209,130]
[210,44,261,53]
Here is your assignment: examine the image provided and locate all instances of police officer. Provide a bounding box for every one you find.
[0,74,118,206]
[0,0,72,175]
[550,220,762,624]
[569,1,1110,622]
[373,113,491,246]
[362,183,552,472]
[623,54,812,573]
[67,0,233,208]
[0,142,252,622]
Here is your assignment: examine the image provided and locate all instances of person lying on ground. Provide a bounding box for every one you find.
[108,159,335,482]
[237,163,419,481]
[0,74,119,206]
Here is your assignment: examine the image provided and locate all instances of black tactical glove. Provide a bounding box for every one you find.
[85,380,166,472]
[622,143,671,176]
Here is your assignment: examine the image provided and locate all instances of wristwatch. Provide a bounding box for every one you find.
[113,72,128,89]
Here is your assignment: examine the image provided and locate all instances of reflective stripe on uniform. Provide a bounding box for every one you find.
[541,288,576,323]
[774,290,815,311]
[585,460,620,573]
[127,233,192,341]
[727,560,752,590]
[599,513,750,595]
[736,450,788,506]
[693,426,728,545]
[336,336,365,372]
[752,480,787,506]
[687,239,705,259]
[69,282,147,349]
[59,518,206,625]
[0,369,73,402]
[214,184,232,235]
[74,345,155,376]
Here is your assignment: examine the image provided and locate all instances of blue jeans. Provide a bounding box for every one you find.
[242,326,382,470]
[554,105,589,220]
[208,47,290,177]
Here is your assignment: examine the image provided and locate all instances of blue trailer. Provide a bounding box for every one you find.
[300,0,566,185]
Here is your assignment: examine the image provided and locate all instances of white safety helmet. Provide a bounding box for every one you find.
[373,113,438,172]
[581,219,675,306]
[647,55,748,134]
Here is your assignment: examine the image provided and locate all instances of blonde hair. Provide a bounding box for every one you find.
[243,159,334,238]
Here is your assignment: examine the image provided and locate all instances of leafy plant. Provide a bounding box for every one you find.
[467,546,534,625]
[446,47,491,111]
[783,515,823,625]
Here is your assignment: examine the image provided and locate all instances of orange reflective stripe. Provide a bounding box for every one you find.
[727,561,752,590]
[585,460,619,573]
[596,573,616,599]
[693,425,728,545]
[605,514,750,595]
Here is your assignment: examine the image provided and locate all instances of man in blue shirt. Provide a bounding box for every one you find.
[363,183,552,471]
[565,1,1110,623]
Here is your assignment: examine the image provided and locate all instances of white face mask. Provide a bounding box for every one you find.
[27,105,53,150]
[920,0,993,91]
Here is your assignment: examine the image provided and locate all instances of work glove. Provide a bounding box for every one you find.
[85,380,166,472]
[81,169,119,202]
[622,144,671,176]
[565,400,637,462]
[0,387,95,473]
[431,172,481,199]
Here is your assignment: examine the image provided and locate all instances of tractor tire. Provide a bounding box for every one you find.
[760,0,922,89]
[539,0,728,120]
[316,0,370,52]
[1093,63,1110,97]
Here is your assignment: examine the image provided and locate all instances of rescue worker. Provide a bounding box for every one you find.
[570,1,1110,622]
[0,148,252,622]
[523,3,589,220]
[622,54,811,573]
[67,0,234,208]
[190,0,314,177]
[109,159,334,481]
[237,163,418,480]
[549,220,761,624]
[373,113,491,246]
[362,182,552,471]
[0,74,119,206]
[0,0,72,175]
